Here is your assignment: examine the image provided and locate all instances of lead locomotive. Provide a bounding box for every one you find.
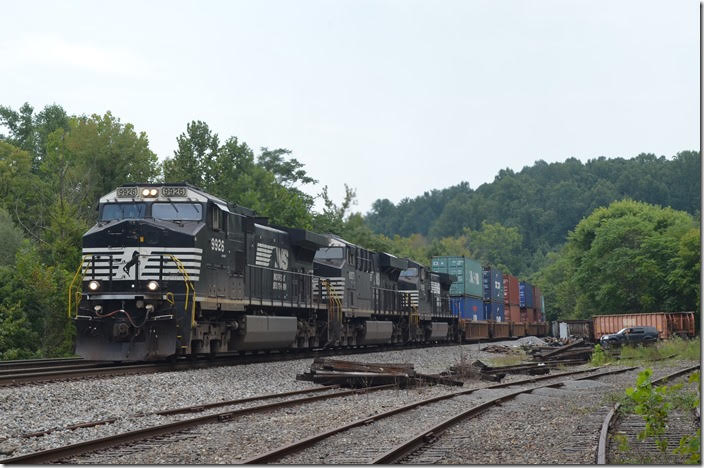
[73,183,457,361]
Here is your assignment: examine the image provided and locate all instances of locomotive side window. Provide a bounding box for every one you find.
[210,205,221,230]
[152,203,203,221]
[101,203,146,221]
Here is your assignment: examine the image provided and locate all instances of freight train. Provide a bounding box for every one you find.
[72,183,486,361]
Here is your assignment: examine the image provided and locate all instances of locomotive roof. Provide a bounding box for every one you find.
[103,183,257,217]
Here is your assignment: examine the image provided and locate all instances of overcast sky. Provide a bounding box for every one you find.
[1,0,699,213]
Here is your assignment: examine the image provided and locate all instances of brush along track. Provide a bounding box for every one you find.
[0,383,398,464]
[597,364,701,464]
[240,366,637,464]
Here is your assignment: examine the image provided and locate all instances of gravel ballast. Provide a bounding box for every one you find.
[0,341,697,464]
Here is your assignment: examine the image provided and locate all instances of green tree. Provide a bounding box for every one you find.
[536,200,699,320]
[464,221,523,274]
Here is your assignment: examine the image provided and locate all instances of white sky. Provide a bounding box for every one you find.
[1,0,699,213]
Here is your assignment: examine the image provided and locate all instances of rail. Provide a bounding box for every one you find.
[596,364,701,464]
[241,366,638,464]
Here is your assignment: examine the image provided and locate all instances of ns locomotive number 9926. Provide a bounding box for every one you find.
[70,183,459,361]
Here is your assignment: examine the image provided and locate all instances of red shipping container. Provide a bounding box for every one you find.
[502,274,520,306]
[534,287,543,311]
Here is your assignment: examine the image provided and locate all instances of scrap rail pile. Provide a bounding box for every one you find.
[529,338,594,364]
[297,358,463,388]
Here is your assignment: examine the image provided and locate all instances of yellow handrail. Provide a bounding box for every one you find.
[323,279,343,336]
[68,255,89,318]
[168,254,197,328]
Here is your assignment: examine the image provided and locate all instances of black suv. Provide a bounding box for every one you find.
[600,326,659,348]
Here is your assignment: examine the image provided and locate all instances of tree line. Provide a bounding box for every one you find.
[0,102,699,358]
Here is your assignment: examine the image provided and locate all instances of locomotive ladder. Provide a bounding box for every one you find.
[323,279,343,345]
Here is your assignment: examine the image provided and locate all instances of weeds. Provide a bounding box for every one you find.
[615,369,701,464]
[487,350,526,367]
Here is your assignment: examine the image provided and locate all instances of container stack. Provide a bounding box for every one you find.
[503,274,520,323]
[519,281,535,323]
[431,256,483,321]
[482,267,504,322]
[534,286,543,322]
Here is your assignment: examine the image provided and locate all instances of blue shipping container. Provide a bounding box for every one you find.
[482,268,504,302]
[483,301,505,322]
[519,282,535,308]
[451,296,485,320]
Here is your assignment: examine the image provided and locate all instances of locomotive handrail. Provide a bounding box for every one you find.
[67,255,90,318]
[168,254,197,328]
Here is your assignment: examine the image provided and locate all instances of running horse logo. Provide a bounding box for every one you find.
[123,251,140,276]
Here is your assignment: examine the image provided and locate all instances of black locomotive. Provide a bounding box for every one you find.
[72,183,458,361]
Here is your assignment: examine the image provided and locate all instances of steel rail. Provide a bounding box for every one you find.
[241,365,638,464]
[0,363,167,387]
[0,384,395,464]
[0,357,86,369]
[596,363,701,464]
[21,384,341,439]
[370,366,639,464]
[0,362,109,377]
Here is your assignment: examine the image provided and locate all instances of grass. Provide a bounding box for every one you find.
[592,336,700,366]
[487,350,527,367]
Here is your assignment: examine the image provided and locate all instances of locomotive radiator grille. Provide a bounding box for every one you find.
[81,247,203,282]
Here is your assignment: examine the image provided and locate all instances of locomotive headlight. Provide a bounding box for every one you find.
[88,280,100,291]
[149,188,158,196]
[141,188,150,197]
[147,280,160,291]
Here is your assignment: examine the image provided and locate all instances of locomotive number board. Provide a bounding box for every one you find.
[161,186,188,197]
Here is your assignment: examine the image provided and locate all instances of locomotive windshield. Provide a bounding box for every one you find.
[315,247,344,260]
[101,203,147,221]
[152,203,203,221]
[400,268,418,277]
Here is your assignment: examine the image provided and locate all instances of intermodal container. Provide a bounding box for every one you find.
[534,286,542,311]
[507,304,522,323]
[519,282,534,308]
[482,268,504,302]
[450,296,485,320]
[431,256,482,298]
[483,301,505,322]
[592,312,696,340]
[503,274,520,305]
[523,307,537,323]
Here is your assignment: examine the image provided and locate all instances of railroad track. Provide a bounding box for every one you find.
[239,366,638,464]
[0,357,87,370]
[1,365,614,464]
[0,336,537,387]
[1,381,401,463]
[597,364,701,464]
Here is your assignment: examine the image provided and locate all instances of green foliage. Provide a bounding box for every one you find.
[673,372,700,464]
[0,207,25,267]
[366,152,701,279]
[620,369,701,464]
[624,368,679,452]
[163,121,316,229]
[535,200,699,320]
[590,343,610,366]
[464,221,523,273]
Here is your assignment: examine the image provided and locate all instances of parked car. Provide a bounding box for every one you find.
[599,326,659,348]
